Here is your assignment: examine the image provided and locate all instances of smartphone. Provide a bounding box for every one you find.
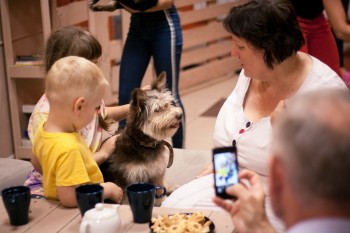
[212,146,239,199]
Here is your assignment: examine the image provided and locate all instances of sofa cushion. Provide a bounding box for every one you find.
[0,158,33,194]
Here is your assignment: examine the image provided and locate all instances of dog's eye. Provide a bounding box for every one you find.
[170,101,177,106]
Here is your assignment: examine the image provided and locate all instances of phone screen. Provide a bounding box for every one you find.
[213,146,239,199]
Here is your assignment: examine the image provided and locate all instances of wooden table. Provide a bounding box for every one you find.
[0,198,235,233]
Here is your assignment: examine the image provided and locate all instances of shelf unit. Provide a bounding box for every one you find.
[1,0,51,160]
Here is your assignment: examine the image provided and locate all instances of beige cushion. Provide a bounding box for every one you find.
[0,158,33,193]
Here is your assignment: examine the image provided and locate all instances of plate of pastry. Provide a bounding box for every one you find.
[149,211,215,233]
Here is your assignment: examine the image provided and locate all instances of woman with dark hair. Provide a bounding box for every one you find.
[162,0,347,232]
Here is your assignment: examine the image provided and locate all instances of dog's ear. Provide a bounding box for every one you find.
[130,88,147,110]
[129,88,148,127]
[131,88,146,105]
[151,71,167,92]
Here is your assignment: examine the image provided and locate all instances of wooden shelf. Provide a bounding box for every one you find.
[16,146,32,160]
[9,66,45,78]
[1,0,51,160]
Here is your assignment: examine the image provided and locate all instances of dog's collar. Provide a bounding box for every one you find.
[128,129,174,168]
[139,141,160,148]
[139,140,174,168]
[129,128,160,148]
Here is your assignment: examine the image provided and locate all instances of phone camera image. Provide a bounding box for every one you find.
[213,146,238,199]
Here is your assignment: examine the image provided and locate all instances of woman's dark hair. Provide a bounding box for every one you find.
[223,0,305,69]
[44,26,102,73]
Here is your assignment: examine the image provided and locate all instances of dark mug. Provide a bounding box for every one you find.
[2,186,31,226]
[126,183,166,223]
[75,184,104,217]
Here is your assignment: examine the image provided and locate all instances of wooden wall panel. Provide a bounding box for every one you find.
[52,0,245,103]
[179,2,241,25]
[182,21,230,50]
[181,40,232,67]
[180,56,240,90]
[177,0,244,94]
[9,0,44,58]
[55,1,88,26]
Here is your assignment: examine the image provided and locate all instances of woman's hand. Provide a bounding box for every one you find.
[213,170,276,233]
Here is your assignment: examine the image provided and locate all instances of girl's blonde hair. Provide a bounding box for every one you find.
[45,56,109,104]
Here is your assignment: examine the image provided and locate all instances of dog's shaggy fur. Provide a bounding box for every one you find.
[100,72,182,199]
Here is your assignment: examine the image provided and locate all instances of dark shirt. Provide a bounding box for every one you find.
[342,0,349,13]
[117,0,158,11]
[291,0,324,20]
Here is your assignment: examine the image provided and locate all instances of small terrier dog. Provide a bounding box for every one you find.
[100,72,182,202]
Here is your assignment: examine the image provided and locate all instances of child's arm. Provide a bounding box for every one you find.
[57,185,78,207]
[105,104,129,122]
[94,135,117,165]
[100,182,123,204]
[57,182,123,207]
[30,152,43,174]
[104,85,150,122]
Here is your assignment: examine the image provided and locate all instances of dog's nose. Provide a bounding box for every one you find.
[175,112,183,121]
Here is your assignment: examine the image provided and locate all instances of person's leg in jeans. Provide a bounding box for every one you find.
[118,29,152,129]
[152,8,185,148]
[153,42,185,148]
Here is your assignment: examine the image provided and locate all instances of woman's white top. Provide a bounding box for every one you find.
[162,55,347,232]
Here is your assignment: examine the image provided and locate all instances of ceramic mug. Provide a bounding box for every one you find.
[126,183,166,223]
[75,184,104,217]
[2,186,31,226]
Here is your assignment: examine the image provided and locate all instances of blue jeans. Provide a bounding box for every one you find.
[118,6,185,148]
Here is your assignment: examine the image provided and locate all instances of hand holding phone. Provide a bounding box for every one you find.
[213,146,239,199]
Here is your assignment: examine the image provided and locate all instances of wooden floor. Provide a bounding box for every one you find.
[200,98,226,117]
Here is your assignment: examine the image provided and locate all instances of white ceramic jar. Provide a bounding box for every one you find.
[80,203,121,233]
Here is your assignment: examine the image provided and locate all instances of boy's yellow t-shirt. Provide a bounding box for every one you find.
[33,122,104,200]
[27,94,107,154]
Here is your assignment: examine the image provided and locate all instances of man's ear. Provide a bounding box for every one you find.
[73,97,86,113]
[268,154,286,219]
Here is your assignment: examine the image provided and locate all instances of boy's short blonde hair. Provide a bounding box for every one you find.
[45,56,109,103]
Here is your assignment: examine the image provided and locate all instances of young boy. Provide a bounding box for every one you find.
[33,56,123,207]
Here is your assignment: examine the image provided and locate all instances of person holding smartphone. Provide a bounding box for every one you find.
[162,0,347,232]
[213,89,350,233]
